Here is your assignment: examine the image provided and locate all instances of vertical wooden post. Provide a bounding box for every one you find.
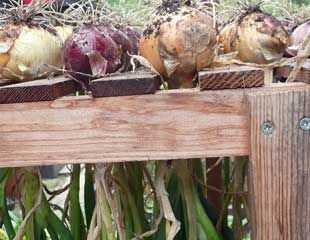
[247,86,310,239]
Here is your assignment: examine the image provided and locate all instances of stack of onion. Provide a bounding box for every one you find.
[286,20,310,57]
[62,24,140,86]
[140,0,217,89]
[219,7,291,64]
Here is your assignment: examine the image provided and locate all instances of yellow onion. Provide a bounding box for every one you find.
[219,12,291,64]
[140,2,217,88]
[0,24,72,81]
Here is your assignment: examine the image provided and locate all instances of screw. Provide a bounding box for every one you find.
[300,117,310,131]
[261,121,274,136]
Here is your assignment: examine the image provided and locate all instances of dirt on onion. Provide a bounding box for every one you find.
[140,0,217,89]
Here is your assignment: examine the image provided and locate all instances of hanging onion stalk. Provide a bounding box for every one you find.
[61,1,141,88]
[219,2,291,64]
[0,1,72,81]
[140,0,217,89]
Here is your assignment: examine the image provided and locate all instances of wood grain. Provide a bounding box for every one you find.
[0,76,78,104]
[0,87,250,167]
[0,83,307,167]
[247,86,310,240]
[90,72,160,98]
[199,65,264,90]
[274,59,310,83]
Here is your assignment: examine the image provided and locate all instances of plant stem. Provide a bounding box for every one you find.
[24,168,39,240]
[0,169,15,240]
[94,169,115,240]
[69,164,86,240]
[84,164,95,230]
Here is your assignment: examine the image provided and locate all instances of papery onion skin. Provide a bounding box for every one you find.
[98,24,134,71]
[286,20,310,57]
[140,6,217,89]
[62,25,121,82]
[219,12,291,64]
[122,26,141,54]
[0,24,72,81]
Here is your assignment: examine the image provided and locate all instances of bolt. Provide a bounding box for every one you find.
[261,121,274,136]
[300,117,310,131]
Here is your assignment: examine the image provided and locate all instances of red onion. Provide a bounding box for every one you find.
[62,25,121,83]
[98,24,134,71]
[121,26,141,54]
[286,20,310,57]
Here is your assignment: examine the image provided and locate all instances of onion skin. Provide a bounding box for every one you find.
[62,25,121,82]
[140,6,217,89]
[219,12,291,64]
[122,26,141,55]
[0,24,72,81]
[98,25,134,71]
[286,21,310,57]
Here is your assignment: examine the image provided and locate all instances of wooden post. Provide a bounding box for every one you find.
[247,86,310,239]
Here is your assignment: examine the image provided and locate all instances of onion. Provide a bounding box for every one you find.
[122,26,141,55]
[140,1,217,89]
[0,24,72,81]
[62,25,121,82]
[98,24,134,71]
[286,20,310,57]
[219,10,291,64]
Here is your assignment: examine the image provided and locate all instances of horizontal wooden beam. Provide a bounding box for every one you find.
[0,83,307,167]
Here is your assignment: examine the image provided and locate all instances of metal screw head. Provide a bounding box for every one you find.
[300,117,310,131]
[261,121,275,136]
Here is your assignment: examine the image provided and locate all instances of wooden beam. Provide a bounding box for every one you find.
[90,72,160,98]
[0,83,308,167]
[0,76,78,104]
[247,85,310,239]
[199,65,264,90]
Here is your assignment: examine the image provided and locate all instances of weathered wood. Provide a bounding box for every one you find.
[0,76,78,104]
[247,86,310,240]
[0,87,251,167]
[0,83,307,167]
[90,72,160,98]
[199,65,264,90]
[274,59,310,83]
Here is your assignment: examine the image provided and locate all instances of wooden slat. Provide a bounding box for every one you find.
[0,87,249,167]
[274,59,310,83]
[0,76,78,104]
[199,65,264,90]
[0,83,307,167]
[90,72,160,98]
[247,86,310,240]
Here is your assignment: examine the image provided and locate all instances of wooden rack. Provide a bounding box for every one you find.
[0,60,309,240]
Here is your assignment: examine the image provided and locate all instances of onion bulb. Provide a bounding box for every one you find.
[0,24,72,81]
[140,1,217,89]
[62,25,121,82]
[219,9,291,64]
[62,23,140,87]
[286,20,310,57]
